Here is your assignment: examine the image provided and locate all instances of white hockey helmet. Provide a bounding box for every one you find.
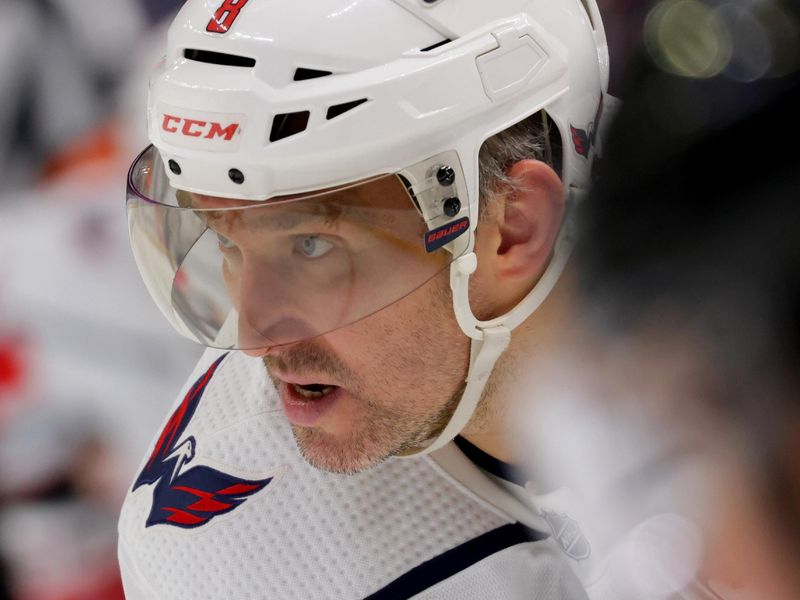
[128,0,609,452]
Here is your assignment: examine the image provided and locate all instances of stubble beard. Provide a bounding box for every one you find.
[263,337,466,474]
[288,381,465,474]
[263,272,471,474]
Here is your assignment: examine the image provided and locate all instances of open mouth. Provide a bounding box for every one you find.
[280,380,342,426]
[291,383,337,399]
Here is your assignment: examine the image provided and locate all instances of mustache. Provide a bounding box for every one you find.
[263,341,354,383]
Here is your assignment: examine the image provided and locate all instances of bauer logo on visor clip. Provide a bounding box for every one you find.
[425,217,469,253]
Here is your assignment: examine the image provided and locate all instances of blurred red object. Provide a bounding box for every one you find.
[0,332,31,431]
[20,565,124,600]
[39,121,122,184]
[0,338,25,391]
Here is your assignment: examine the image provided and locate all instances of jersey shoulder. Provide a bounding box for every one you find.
[119,351,582,599]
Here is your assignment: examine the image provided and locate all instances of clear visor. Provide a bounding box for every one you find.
[127,145,471,350]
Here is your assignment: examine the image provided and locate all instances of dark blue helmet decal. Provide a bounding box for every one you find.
[133,354,273,528]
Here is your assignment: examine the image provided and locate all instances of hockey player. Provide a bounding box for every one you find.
[119,0,610,597]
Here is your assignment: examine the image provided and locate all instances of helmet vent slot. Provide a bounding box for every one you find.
[578,0,596,30]
[269,111,310,142]
[294,68,333,81]
[326,99,368,120]
[184,49,256,68]
[420,38,452,52]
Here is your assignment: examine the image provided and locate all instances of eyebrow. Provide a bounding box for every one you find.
[250,207,342,231]
[198,203,344,235]
[184,190,407,235]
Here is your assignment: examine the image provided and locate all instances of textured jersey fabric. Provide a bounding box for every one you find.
[118,350,587,600]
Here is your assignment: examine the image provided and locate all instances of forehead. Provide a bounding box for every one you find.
[180,175,412,212]
[180,174,419,235]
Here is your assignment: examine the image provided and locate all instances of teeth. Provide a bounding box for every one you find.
[292,384,334,399]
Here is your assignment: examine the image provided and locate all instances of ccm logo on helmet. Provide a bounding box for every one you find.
[161,114,240,141]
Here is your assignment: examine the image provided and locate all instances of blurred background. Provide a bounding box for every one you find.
[0,0,797,599]
[0,1,199,598]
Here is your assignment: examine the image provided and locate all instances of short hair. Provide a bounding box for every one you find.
[477,111,562,216]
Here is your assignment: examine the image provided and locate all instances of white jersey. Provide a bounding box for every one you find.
[436,444,735,600]
[118,350,587,600]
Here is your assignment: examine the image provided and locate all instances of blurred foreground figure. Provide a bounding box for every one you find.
[515,1,800,599]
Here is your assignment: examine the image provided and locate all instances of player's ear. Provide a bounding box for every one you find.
[471,159,564,318]
[494,159,564,279]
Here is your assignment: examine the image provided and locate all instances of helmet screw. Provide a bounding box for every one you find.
[168,159,182,175]
[228,168,245,185]
[443,197,461,217]
[436,166,455,187]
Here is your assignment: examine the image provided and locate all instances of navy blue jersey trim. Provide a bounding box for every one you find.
[454,436,529,487]
[363,522,546,600]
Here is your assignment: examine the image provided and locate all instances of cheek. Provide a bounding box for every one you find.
[326,274,469,397]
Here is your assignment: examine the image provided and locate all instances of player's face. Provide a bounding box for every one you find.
[260,268,470,473]
[178,173,474,472]
[177,174,453,351]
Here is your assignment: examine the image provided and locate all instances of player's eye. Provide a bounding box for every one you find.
[216,232,237,250]
[294,235,333,259]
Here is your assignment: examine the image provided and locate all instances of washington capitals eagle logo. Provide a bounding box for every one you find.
[132,354,273,529]
[570,95,604,159]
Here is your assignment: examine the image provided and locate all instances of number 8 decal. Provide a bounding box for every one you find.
[206,0,250,34]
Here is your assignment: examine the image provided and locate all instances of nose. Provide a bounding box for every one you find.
[244,338,303,359]
[232,255,319,353]
[233,256,285,354]
[238,319,322,357]
[236,314,272,357]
